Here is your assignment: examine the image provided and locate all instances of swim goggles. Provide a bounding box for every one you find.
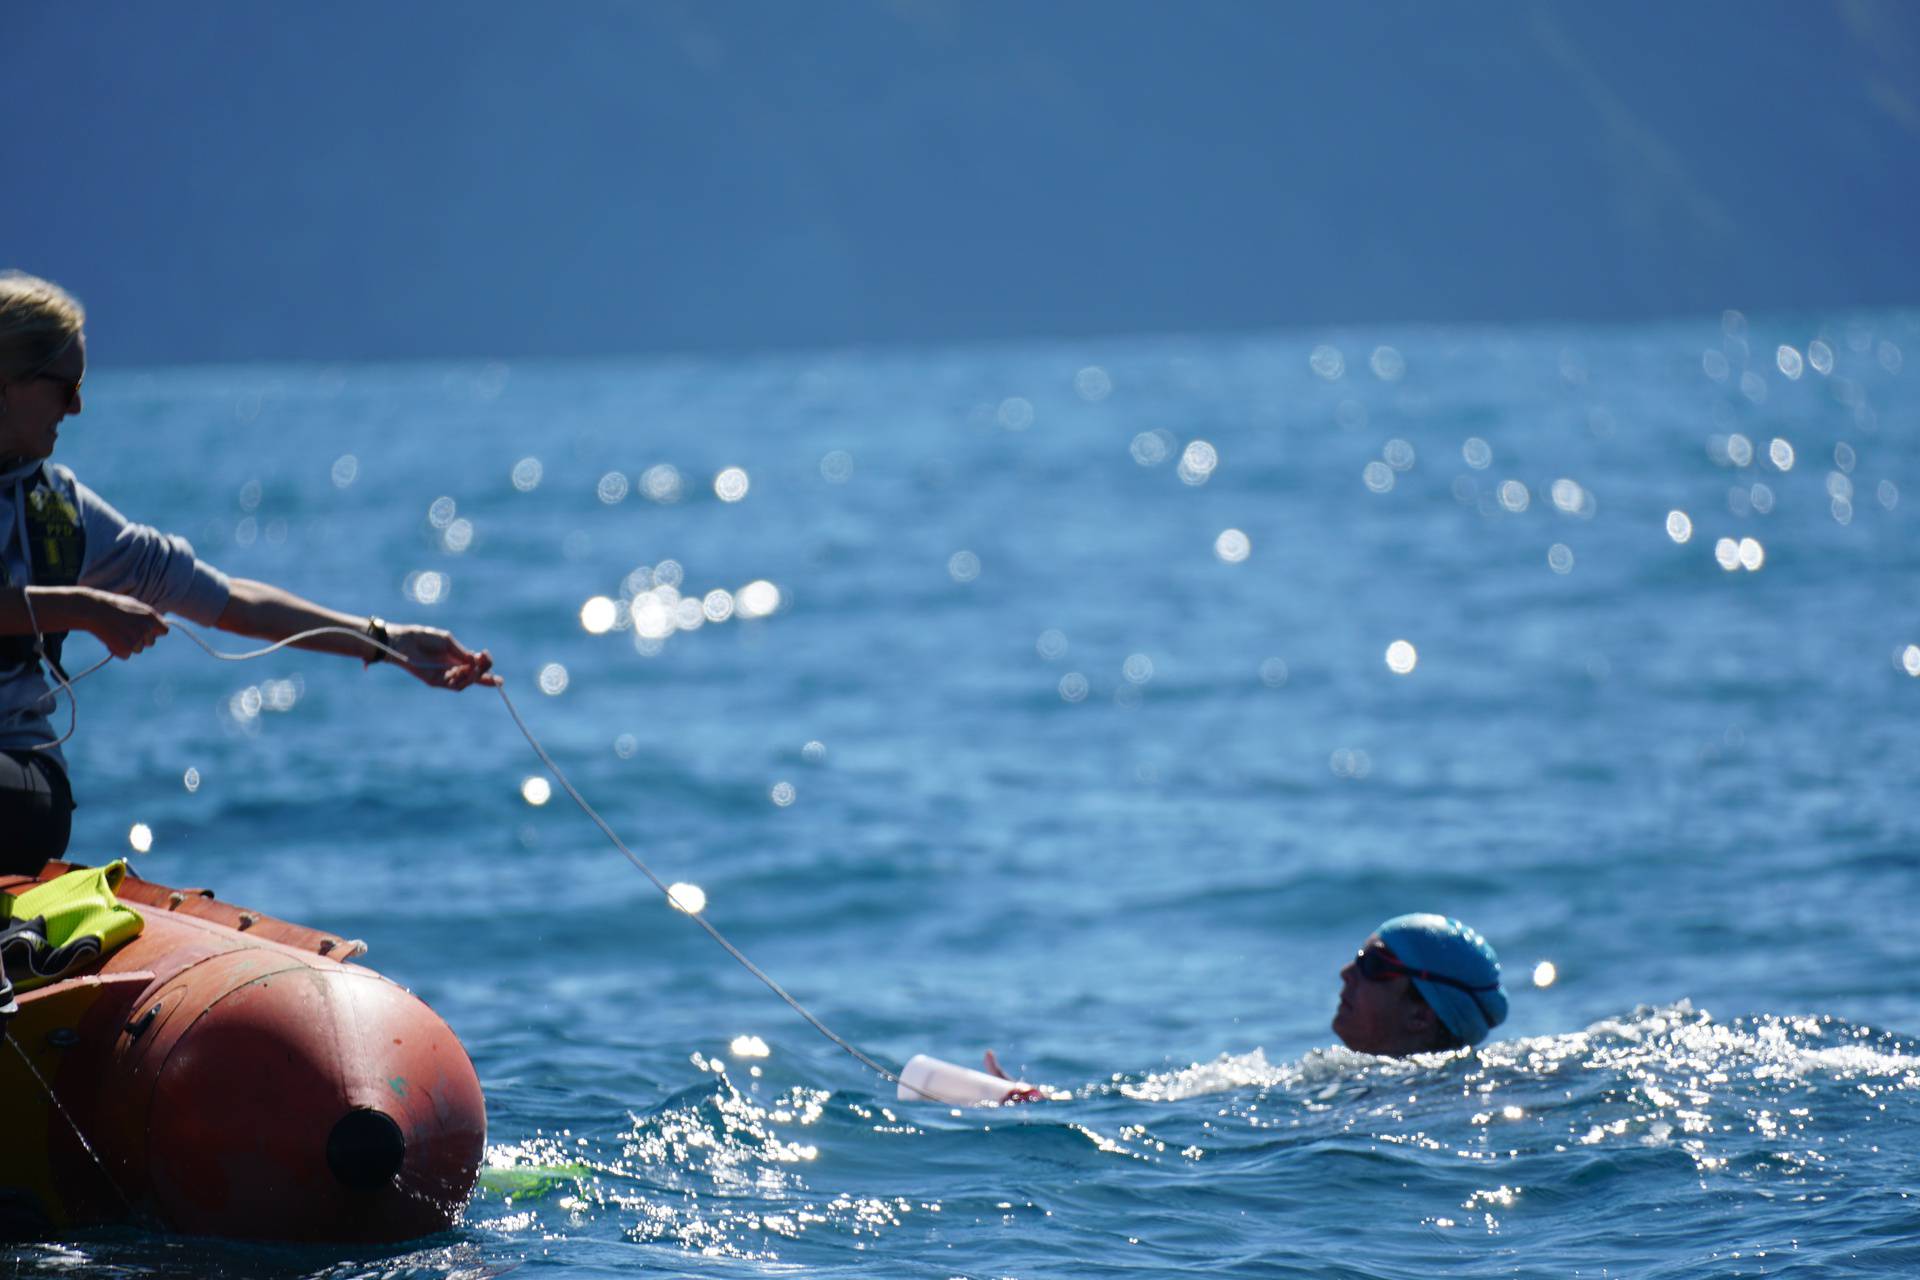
[1357,943,1501,1004]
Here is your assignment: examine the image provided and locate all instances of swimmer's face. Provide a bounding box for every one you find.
[1332,933,1444,1057]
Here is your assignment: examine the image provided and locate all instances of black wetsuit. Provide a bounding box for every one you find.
[0,748,72,874]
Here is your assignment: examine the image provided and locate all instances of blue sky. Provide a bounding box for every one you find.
[12,1,1918,363]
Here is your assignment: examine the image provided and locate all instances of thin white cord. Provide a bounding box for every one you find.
[6,1029,136,1213]
[32,621,911,1090]
[161,621,412,667]
[17,588,108,752]
[491,681,903,1085]
[26,622,401,752]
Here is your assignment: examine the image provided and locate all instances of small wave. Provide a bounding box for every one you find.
[1110,1003,1920,1190]
[466,1004,1920,1266]
[1120,1003,1918,1101]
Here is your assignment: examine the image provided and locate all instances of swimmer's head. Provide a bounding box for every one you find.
[1333,914,1507,1056]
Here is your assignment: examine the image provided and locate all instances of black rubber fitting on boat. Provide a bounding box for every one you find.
[326,1108,406,1190]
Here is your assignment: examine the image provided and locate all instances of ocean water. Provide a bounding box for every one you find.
[10,312,1920,1277]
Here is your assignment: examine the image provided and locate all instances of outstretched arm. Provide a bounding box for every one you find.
[214,577,498,690]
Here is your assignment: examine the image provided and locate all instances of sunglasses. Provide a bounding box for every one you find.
[31,370,83,403]
[12,339,84,404]
[1356,943,1501,1021]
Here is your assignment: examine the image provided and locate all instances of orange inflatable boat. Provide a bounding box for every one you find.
[0,860,485,1242]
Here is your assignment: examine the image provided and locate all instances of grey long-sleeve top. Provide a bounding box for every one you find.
[1,457,230,767]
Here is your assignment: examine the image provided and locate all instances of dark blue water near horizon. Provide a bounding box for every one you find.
[9,310,1920,1277]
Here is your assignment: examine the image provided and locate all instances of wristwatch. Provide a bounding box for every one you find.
[363,615,392,665]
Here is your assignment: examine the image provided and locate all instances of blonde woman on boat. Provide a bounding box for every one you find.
[0,271,496,875]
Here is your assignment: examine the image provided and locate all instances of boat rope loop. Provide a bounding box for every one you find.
[42,622,904,1088]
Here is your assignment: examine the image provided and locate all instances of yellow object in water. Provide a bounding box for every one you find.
[479,1162,594,1200]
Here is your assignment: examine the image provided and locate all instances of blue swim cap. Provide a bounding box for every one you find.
[1375,914,1508,1047]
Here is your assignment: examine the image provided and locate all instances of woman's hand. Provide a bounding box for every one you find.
[382,623,499,690]
[213,579,499,689]
[39,586,170,659]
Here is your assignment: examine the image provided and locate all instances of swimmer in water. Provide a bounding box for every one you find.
[1332,914,1508,1056]
[962,913,1511,1101]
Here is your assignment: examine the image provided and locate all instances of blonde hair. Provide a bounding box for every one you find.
[0,272,86,381]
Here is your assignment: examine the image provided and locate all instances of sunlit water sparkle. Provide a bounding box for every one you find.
[12,310,1920,1278]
